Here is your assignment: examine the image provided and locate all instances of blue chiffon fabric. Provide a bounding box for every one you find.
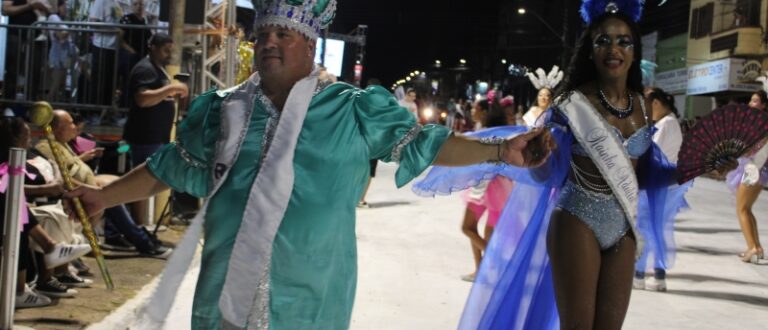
[413,112,688,330]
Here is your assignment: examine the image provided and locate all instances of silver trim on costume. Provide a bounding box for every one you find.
[256,86,281,170]
[391,125,423,163]
[245,265,272,329]
[174,142,208,168]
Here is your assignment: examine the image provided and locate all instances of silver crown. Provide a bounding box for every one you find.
[252,0,337,40]
[605,2,620,14]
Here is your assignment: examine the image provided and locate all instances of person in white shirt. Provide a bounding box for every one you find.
[398,88,419,122]
[633,87,683,292]
[646,87,682,163]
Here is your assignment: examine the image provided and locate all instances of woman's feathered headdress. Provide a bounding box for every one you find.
[526,66,564,90]
[580,0,645,25]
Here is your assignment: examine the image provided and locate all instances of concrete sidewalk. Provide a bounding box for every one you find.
[93,162,768,329]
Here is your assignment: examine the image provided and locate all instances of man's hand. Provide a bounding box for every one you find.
[169,83,189,98]
[63,184,107,219]
[29,0,52,12]
[502,128,557,168]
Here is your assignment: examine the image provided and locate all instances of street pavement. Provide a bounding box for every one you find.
[92,162,768,329]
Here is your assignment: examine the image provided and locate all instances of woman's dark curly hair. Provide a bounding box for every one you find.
[647,87,679,117]
[556,13,644,102]
[0,116,28,163]
[483,99,509,128]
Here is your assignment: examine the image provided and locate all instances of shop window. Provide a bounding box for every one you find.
[690,2,714,39]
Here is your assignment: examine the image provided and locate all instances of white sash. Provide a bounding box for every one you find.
[139,76,260,328]
[560,91,639,227]
[138,68,320,328]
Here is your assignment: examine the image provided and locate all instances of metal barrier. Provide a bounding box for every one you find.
[0,22,168,123]
[0,148,27,329]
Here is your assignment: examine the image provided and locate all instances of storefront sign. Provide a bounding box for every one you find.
[655,68,688,94]
[687,58,761,95]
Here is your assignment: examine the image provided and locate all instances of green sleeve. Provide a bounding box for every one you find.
[352,85,451,188]
[146,90,223,198]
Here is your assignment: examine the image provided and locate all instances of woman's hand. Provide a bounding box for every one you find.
[502,128,557,168]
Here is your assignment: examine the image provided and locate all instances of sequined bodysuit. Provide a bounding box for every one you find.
[556,109,653,250]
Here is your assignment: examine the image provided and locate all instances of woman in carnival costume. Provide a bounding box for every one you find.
[727,88,768,263]
[524,66,563,127]
[459,100,516,282]
[414,1,709,328]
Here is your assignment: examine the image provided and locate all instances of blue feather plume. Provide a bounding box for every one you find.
[580,0,645,25]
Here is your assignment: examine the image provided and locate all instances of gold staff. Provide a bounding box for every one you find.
[29,101,114,290]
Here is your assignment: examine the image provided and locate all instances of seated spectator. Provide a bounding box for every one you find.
[1,116,91,306]
[68,113,102,170]
[34,110,172,259]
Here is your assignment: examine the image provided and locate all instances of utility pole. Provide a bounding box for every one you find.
[156,0,186,223]
[561,2,570,69]
[169,0,186,78]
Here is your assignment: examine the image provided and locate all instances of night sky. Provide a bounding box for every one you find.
[330,0,503,86]
[327,0,677,88]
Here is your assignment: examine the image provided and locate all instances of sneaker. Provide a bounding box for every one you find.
[70,258,93,277]
[460,273,476,282]
[44,243,92,269]
[646,277,667,292]
[141,227,163,247]
[36,278,78,298]
[56,272,93,288]
[101,236,137,252]
[15,284,52,309]
[140,245,173,260]
[632,276,645,290]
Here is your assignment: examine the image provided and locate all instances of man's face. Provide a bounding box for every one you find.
[54,112,78,143]
[406,92,416,102]
[151,42,174,66]
[254,26,314,84]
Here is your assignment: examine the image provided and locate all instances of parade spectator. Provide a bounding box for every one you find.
[1,117,91,305]
[118,0,152,107]
[88,0,123,105]
[123,33,186,224]
[46,0,79,102]
[1,0,50,100]
[35,110,172,258]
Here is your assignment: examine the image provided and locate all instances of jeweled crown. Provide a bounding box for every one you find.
[251,0,337,40]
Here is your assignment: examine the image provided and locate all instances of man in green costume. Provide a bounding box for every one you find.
[68,0,551,328]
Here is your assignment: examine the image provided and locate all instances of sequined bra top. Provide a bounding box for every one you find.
[566,92,652,159]
[571,125,652,159]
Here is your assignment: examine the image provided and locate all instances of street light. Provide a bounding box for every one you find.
[501,59,507,64]
[517,6,570,67]
[517,7,564,43]
[459,59,467,65]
